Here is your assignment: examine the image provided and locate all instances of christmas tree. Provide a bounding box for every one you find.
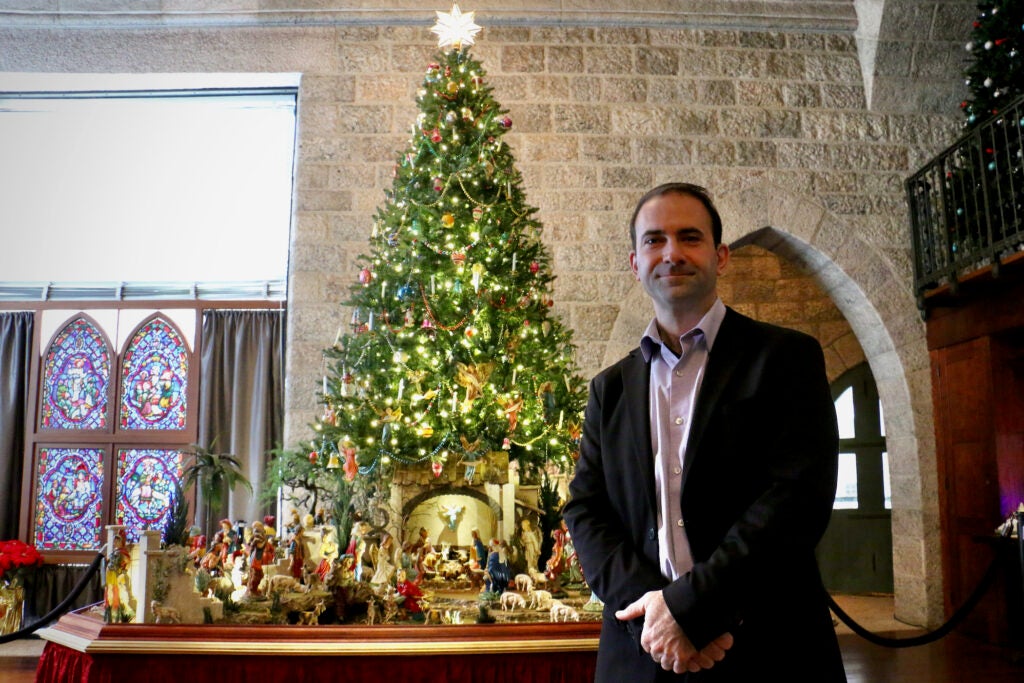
[962,0,1023,128]
[300,5,587,504]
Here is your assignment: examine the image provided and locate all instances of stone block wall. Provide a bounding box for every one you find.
[0,2,975,628]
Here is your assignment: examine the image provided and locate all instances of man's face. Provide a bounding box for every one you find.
[629,192,729,318]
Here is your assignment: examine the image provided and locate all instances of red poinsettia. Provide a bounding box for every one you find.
[0,540,44,587]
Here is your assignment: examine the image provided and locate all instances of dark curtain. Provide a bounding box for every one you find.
[198,309,285,530]
[0,311,33,540]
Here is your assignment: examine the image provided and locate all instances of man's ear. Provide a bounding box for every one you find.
[716,243,730,276]
[629,251,639,279]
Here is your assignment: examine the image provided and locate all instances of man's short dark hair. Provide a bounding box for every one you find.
[628,182,723,248]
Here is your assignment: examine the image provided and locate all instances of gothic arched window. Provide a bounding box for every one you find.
[39,316,111,431]
[119,316,190,431]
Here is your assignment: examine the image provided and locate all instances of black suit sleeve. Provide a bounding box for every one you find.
[563,367,667,613]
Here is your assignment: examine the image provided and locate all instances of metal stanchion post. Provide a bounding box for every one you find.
[1015,511,1024,664]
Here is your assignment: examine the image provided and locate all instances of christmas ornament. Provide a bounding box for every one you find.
[530,261,540,274]
[358,268,373,284]
[431,459,444,477]
[343,447,358,482]
[430,2,481,50]
[441,213,456,228]
[451,252,467,265]
[433,176,444,191]
[498,116,513,128]
[308,451,319,464]
[471,262,484,292]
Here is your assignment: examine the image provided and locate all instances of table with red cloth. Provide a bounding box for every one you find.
[36,609,600,683]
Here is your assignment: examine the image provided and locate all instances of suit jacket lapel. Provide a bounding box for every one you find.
[682,309,748,484]
[622,349,657,517]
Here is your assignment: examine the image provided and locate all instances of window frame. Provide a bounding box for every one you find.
[830,362,888,512]
[9,298,282,563]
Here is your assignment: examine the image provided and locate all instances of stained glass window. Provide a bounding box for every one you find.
[120,317,189,430]
[115,448,184,542]
[40,317,110,430]
[34,447,105,551]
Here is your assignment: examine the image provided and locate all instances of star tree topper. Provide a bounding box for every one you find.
[431,2,482,50]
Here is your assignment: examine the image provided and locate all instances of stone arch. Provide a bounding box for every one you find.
[400,485,504,548]
[401,485,503,521]
[606,183,943,627]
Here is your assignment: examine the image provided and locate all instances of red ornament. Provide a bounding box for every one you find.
[431,460,443,478]
[429,128,442,143]
[530,261,540,274]
[498,116,513,129]
[433,177,444,192]
[343,447,358,482]
[472,206,483,221]
[309,451,319,464]
[451,252,466,266]
[358,268,373,284]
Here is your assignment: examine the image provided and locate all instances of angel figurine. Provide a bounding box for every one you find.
[438,502,464,530]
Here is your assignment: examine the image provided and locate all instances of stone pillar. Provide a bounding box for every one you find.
[133,529,162,624]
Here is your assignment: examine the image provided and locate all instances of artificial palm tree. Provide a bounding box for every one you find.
[181,440,252,536]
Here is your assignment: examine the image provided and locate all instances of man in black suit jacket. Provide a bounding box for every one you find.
[563,183,846,681]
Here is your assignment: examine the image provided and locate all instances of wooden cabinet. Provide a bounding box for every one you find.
[928,274,1024,646]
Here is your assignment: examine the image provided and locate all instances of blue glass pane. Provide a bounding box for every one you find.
[115,448,185,542]
[120,318,189,430]
[34,447,105,551]
[40,317,110,430]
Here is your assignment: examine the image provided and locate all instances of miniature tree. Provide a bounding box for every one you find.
[298,4,587,504]
[181,441,252,536]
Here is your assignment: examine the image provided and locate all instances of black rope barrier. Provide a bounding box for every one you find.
[0,551,104,645]
[827,553,1002,648]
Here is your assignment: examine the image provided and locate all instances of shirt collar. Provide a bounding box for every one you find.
[640,298,727,362]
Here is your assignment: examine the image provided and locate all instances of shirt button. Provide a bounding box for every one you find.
[677,519,685,528]
[673,467,681,475]
[674,416,684,425]
[674,370,683,377]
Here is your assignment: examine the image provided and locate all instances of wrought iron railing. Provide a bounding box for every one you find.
[905,94,1024,311]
